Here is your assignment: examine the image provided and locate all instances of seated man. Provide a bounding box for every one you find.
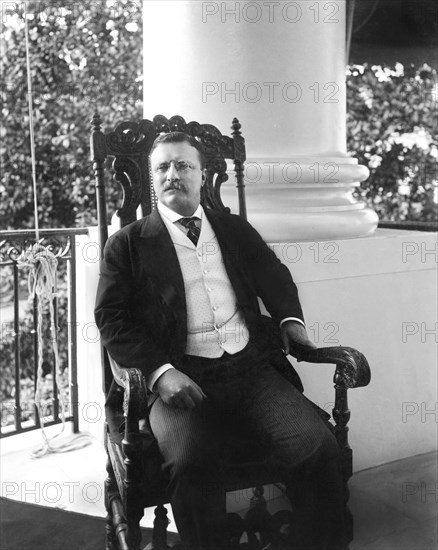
[95,132,346,550]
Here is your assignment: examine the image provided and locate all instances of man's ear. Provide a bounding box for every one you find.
[201,170,206,185]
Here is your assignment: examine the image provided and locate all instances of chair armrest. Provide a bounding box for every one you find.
[108,354,148,434]
[289,344,371,389]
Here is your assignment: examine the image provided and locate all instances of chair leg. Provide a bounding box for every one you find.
[339,438,354,550]
[124,482,145,549]
[126,517,142,550]
[105,513,120,550]
[106,456,141,550]
[105,458,121,550]
[343,482,353,550]
[244,486,273,548]
[143,504,171,550]
[333,384,354,550]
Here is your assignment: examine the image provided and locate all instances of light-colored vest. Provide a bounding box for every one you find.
[169,217,249,357]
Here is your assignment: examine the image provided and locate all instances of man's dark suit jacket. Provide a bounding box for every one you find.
[94,207,305,395]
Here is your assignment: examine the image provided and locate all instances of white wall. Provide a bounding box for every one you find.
[76,228,437,470]
[273,229,437,471]
[75,227,105,441]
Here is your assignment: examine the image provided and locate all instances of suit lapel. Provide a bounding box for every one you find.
[205,209,261,325]
[204,209,248,300]
[134,209,187,344]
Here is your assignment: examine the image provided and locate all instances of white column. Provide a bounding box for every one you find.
[143,0,378,241]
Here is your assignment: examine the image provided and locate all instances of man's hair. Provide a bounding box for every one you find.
[150,132,206,169]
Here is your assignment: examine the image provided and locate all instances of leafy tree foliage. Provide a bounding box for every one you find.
[347,63,437,222]
[0,0,143,427]
[0,0,143,230]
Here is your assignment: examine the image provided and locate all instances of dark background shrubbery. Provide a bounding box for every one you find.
[0,0,144,230]
[347,63,437,222]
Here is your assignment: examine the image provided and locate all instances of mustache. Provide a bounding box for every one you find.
[164,182,185,191]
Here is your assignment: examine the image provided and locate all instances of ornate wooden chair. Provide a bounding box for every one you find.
[90,113,371,550]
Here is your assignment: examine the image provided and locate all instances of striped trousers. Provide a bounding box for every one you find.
[149,344,345,550]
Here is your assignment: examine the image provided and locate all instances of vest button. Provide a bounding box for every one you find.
[212,306,218,311]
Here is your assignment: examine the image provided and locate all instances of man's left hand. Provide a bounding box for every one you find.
[281,321,317,356]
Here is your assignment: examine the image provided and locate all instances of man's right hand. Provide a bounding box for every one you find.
[154,369,207,410]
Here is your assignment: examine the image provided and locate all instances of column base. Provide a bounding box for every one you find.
[244,206,379,242]
[222,184,379,242]
[221,157,378,242]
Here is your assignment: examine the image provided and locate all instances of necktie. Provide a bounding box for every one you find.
[179,217,201,246]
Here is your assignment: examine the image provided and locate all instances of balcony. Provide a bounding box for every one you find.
[1,224,437,547]
[0,228,88,439]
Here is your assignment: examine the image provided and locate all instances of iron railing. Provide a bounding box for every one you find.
[0,228,88,437]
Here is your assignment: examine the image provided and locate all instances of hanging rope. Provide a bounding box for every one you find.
[24,7,39,242]
[21,9,91,457]
[17,246,91,457]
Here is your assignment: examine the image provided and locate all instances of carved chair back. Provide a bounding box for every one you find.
[90,113,247,392]
[91,113,246,242]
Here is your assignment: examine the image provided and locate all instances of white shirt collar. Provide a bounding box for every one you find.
[157,201,204,224]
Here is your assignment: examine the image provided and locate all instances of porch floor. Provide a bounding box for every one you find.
[1,430,436,549]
